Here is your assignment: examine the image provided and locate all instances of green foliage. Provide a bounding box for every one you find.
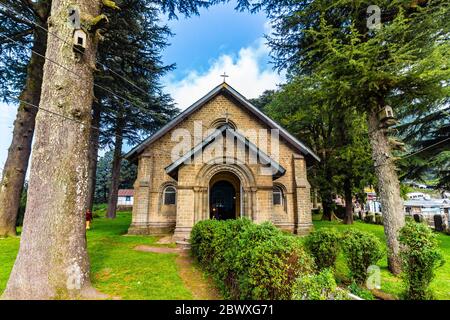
[305,228,341,270]
[364,213,375,224]
[398,221,445,300]
[313,219,450,299]
[94,150,137,203]
[374,214,383,225]
[264,75,375,219]
[293,269,349,300]
[341,229,383,284]
[191,219,314,300]
[1,212,193,299]
[348,281,375,300]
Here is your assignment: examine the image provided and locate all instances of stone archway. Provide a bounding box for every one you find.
[194,160,257,221]
[209,171,241,220]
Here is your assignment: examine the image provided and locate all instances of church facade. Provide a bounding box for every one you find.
[125,83,320,241]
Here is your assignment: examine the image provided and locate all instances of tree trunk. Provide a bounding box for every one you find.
[367,109,405,274]
[312,188,318,209]
[321,167,335,221]
[2,0,104,299]
[106,116,124,219]
[86,103,101,212]
[0,26,47,237]
[343,177,353,224]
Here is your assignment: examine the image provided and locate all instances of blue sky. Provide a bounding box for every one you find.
[0,2,285,170]
[162,2,268,81]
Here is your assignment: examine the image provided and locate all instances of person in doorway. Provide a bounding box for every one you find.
[86,209,93,230]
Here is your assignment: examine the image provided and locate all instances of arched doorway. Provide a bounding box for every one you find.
[209,172,241,220]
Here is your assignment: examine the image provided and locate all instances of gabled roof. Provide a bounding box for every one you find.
[125,82,320,162]
[165,124,286,180]
[118,189,134,197]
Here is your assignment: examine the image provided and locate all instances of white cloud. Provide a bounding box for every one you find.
[163,38,285,110]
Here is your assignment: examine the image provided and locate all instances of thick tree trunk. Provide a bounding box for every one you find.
[367,109,405,274]
[343,178,353,224]
[0,27,47,237]
[106,118,123,219]
[2,0,104,299]
[86,103,101,212]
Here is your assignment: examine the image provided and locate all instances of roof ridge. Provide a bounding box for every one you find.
[125,83,320,162]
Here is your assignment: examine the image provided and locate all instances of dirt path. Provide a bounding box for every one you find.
[134,244,221,300]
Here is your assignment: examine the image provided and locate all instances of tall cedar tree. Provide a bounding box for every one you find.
[397,106,450,190]
[2,0,216,300]
[264,0,450,273]
[94,0,176,219]
[94,150,137,204]
[264,76,374,224]
[0,0,51,237]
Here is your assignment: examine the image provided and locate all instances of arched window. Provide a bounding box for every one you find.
[163,186,176,205]
[273,186,283,206]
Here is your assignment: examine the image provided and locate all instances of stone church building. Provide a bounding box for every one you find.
[125,83,320,241]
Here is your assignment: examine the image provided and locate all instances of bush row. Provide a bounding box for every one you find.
[190,219,314,300]
[305,228,383,284]
[363,213,383,225]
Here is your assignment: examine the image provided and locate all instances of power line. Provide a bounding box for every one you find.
[0,30,161,119]
[0,4,212,135]
[402,137,450,159]
[6,96,179,158]
[0,2,150,97]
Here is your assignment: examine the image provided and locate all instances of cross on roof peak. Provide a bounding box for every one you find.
[220,72,229,83]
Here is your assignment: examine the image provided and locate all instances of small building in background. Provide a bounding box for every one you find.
[406,192,431,200]
[117,189,134,209]
[404,198,450,229]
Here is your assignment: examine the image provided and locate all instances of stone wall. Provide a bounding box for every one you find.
[128,91,313,239]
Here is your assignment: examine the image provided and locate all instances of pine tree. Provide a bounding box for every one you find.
[2,0,208,300]
[0,0,50,237]
[264,76,374,224]
[91,0,177,219]
[263,0,450,273]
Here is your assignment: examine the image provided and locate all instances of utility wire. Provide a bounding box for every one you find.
[0,29,161,118]
[401,137,450,159]
[0,3,212,133]
[0,2,150,97]
[8,96,179,158]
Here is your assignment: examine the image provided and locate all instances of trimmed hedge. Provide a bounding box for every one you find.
[305,228,341,270]
[293,269,348,300]
[399,221,444,300]
[191,219,314,300]
[341,229,383,284]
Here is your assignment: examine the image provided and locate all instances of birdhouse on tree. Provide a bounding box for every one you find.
[73,29,87,53]
[378,105,397,127]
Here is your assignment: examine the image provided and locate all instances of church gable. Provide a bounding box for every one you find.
[125,83,319,163]
[164,123,287,180]
[127,83,317,240]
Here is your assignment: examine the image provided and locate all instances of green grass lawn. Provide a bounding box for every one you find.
[312,216,450,300]
[0,212,193,299]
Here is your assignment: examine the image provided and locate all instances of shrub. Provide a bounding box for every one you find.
[374,214,383,225]
[190,219,314,299]
[293,269,349,300]
[348,281,375,300]
[364,213,375,224]
[398,221,445,300]
[305,228,341,270]
[341,229,383,284]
